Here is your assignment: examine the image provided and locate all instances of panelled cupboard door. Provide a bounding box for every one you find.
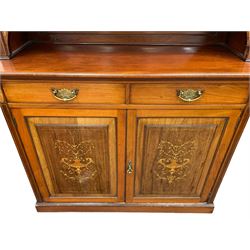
[126,109,241,203]
[12,109,126,203]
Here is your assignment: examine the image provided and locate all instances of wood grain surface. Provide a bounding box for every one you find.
[1,44,250,79]
[130,81,249,104]
[36,202,214,213]
[3,81,126,104]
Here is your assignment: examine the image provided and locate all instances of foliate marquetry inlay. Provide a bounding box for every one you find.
[55,140,97,184]
[154,140,197,184]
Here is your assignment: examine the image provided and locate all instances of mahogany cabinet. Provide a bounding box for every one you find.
[0,32,249,212]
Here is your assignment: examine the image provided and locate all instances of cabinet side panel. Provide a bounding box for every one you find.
[1,105,43,201]
[208,104,250,202]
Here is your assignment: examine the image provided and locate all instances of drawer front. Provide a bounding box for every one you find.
[130,81,249,104]
[3,81,126,104]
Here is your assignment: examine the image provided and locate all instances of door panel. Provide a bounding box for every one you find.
[135,117,224,196]
[12,109,125,203]
[126,109,241,203]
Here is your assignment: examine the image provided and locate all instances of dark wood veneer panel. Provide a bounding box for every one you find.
[226,32,250,61]
[27,31,224,45]
[25,115,119,200]
[135,118,225,197]
[36,125,111,195]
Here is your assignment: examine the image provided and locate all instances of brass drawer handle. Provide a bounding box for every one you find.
[51,88,79,102]
[177,89,204,102]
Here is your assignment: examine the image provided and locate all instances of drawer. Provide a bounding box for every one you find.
[130,81,249,104]
[3,81,126,104]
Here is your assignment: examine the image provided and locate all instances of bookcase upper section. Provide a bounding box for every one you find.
[0,32,250,61]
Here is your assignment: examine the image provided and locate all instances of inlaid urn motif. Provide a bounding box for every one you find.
[55,140,97,184]
[154,140,197,184]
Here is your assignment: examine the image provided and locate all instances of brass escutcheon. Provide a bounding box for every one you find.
[127,160,133,174]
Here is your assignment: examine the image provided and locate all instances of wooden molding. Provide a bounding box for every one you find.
[0,90,4,103]
[36,202,214,213]
[0,89,4,103]
[0,81,5,103]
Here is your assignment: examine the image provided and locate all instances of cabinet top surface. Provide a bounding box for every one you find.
[0,44,250,79]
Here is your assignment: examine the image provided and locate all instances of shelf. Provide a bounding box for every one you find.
[0,43,250,79]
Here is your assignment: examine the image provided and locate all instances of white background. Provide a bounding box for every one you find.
[0,1,250,249]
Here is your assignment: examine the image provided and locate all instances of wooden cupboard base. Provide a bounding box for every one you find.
[36,202,214,213]
[2,32,248,214]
